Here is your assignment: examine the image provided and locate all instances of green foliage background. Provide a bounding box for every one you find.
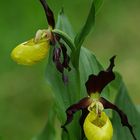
[0,0,139,140]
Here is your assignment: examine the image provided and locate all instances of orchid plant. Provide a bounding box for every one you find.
[11,0,140,140]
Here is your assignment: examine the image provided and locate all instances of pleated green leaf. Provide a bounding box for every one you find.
[56,8,75,39]
[94,0,104,15]
[73,0,95,68]
[74,1,95,49]
[32,107,56,140]
[112,74,140,140]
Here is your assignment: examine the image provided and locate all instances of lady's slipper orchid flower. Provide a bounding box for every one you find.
[62,56,137,140]
[11,31,50,65]
[39,0,71,83]
[11,0,71,83]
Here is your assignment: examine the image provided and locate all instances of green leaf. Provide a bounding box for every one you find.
[56,8,75,39]
[52,29,75,51]
[136,105,140,113]
[74,1,95,49]
[94,0,104,15]
[112,74,140,140]
[73,0,104,69]
[72,0,95,69]
[46,45,83,140]
[32,107,56,140]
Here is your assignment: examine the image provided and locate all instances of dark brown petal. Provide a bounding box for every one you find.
[100,97,137,140]
[79,109,89,140]
[53,47,69,84]
[53,47,68,83]
[53,48,63,73]
[85,56,116,95]
[61,97,92,129]
[53,47,61,61]
[39,0,55,28]
[60,43,71,71]
[52,42,71,84]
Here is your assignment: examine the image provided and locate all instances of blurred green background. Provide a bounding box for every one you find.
[0,0,139,139]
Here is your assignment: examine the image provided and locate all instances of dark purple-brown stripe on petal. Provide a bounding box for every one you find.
[60,43,71,71]
[40,0,55,28]
[79,109,89,140]
[61,97,92,129]
[100,97,137,140]
[53,47,68,83]
[53,47,69,84]
[53,47,63,73]
[85,56,116,95]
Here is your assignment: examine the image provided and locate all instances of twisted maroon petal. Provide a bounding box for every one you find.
[85,56,116,95]
[39,0,55,28]
[79,109,89,140]
[53,47,64,73]
[61,97,92,129]
[60,43,71,71]
[100,97,137,140]
[53,43,71,84]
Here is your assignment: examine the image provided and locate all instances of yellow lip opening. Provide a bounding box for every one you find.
[84,111,113,140]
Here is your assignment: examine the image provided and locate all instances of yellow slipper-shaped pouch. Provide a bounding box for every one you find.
[11,38,49,65]
[84,111,113,140]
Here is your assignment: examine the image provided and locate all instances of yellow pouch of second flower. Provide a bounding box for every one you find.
[11,38,49,65]
[84,111,113,140]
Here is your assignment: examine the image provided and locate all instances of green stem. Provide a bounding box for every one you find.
[52,29,75,51]
[76,68,81,99]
